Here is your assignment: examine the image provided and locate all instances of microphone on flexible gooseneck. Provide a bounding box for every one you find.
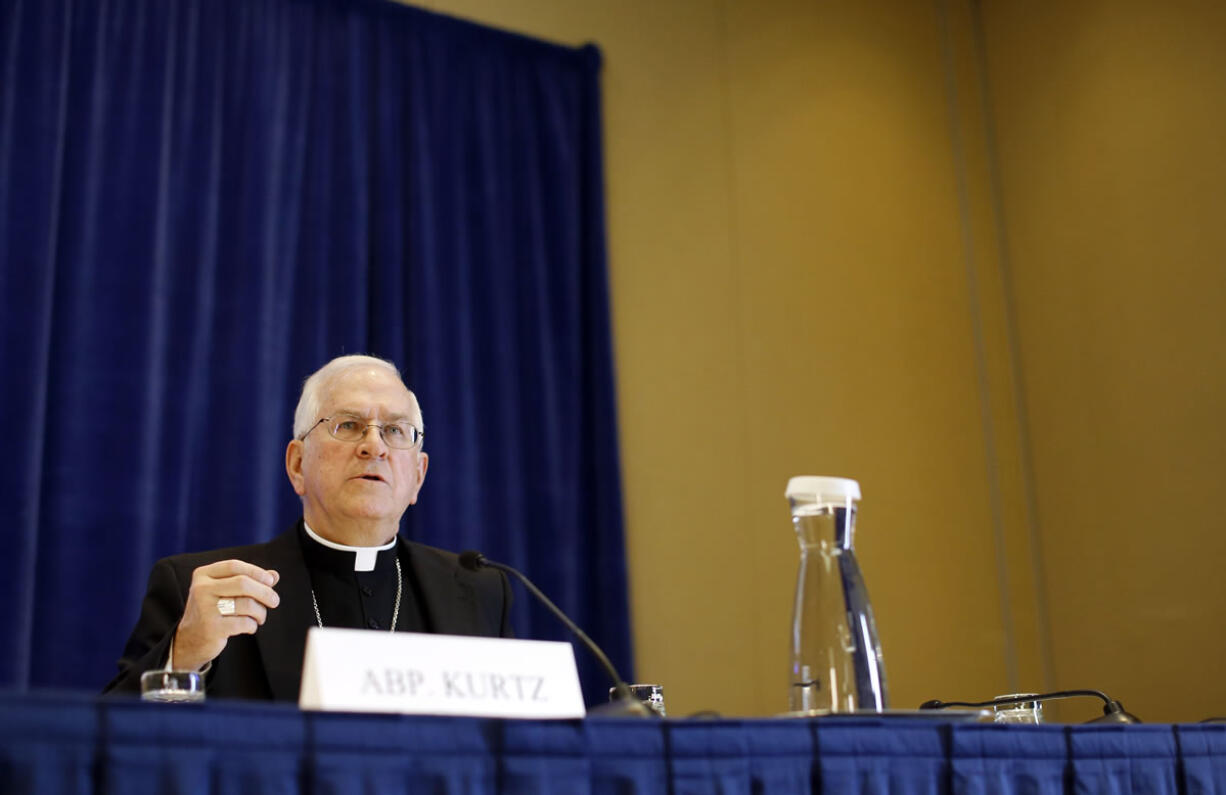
[458,550,653,718]
[920,689,1141,723]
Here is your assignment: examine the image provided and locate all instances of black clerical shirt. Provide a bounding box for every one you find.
[298,525,430,633]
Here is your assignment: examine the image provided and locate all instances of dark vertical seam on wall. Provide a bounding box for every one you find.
[936,0,1018,693]
[714,0,759,710]
[968,0,1057,694]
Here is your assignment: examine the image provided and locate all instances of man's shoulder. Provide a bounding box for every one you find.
[403,538,463,568]
[402,539,507,598]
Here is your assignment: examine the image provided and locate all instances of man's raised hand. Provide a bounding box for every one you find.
[172,560,281,672]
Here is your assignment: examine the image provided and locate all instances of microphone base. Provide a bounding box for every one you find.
[588,697,658,718]
[1086,704,1142,724]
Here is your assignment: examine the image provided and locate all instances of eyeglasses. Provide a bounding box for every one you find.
[300,414,423,449]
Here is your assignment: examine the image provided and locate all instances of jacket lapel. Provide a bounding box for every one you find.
[252,523,316,702]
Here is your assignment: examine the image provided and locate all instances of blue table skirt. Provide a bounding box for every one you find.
[1,692,1223,794]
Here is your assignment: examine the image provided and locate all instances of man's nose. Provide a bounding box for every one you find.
[355,426,389,457]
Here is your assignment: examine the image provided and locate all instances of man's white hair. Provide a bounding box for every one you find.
[292,354,424,440]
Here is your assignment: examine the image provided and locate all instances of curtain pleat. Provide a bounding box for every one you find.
[0,0,630,705]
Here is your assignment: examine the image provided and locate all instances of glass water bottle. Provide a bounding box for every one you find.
[787,476,888,713]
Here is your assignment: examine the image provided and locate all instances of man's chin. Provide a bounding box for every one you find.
[305,492,410,524]
[338,499,410,523]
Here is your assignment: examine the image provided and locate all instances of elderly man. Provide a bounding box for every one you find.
[105,355,512,700]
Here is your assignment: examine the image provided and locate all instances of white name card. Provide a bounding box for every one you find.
[298,627,586,719]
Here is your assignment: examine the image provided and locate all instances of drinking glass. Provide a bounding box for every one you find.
[992,693,1043,724]
[610,683,666,716]
[140,670,205,703]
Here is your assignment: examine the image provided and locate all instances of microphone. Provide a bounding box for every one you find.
[920,689,1140,724]
[458,550,653,718]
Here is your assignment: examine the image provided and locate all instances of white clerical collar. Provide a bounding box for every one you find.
[303,521,397,572]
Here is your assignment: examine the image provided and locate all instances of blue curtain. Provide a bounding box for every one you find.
[0,0,631,706]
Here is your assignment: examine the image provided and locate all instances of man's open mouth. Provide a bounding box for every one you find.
[355,474,385,482]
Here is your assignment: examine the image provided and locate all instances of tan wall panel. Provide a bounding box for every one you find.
[939,0,1053,699]
[723,0,1017,713]
[981,0,1226,722]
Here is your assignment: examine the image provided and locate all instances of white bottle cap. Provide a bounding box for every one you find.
[785,476,861,502]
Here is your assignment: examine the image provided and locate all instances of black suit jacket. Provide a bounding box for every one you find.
[104,521,513,701]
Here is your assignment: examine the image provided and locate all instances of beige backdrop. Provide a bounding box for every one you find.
[408,0,1226,722]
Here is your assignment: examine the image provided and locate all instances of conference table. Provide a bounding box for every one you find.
[2,692,1224,793]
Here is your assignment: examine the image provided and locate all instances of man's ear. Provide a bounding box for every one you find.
[408,451,429,505]
[286,439,307,496]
